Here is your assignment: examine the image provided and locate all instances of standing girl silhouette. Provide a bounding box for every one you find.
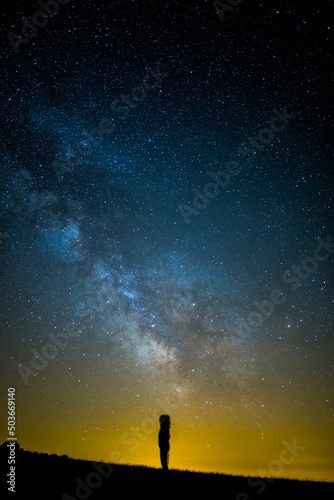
[158,414,170,471]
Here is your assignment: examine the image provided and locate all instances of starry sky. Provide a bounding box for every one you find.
[0,0,333,482]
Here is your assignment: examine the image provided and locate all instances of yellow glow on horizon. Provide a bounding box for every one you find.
[11,418,334,483]
[2,359,332,484]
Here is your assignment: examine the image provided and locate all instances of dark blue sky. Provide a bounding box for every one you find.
[0,0,333,479]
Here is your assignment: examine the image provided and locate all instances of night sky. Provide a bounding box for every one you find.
[0,0,333,481]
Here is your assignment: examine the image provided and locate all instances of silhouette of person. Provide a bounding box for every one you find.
[158,414,170,471]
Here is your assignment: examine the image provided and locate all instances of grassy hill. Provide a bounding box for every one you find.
[1,442,333,499]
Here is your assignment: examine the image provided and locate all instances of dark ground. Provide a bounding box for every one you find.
[1,442,333,499]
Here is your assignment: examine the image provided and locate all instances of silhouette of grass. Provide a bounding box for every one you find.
[1,442,333,500]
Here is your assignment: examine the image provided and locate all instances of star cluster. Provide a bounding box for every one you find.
[0,0,333,480]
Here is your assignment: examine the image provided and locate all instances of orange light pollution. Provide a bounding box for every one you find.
[0,0,333,488]
[2,334,333,484]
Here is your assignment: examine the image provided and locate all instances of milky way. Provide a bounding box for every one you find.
[0,0,333,480]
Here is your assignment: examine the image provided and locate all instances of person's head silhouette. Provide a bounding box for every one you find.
[159,414,170,427]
